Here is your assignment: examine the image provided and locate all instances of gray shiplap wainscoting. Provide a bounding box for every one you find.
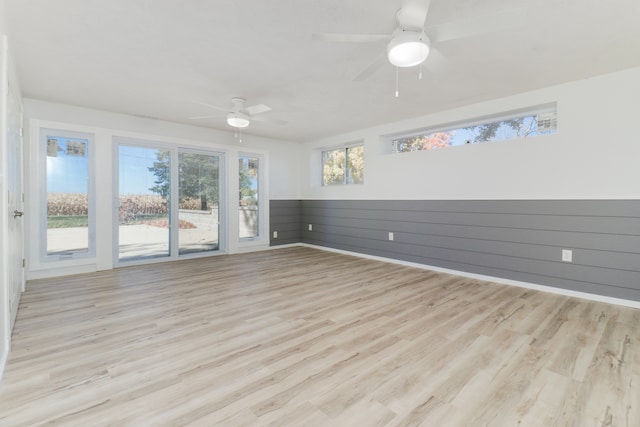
[269,200,302,246]
[270,199,640,302]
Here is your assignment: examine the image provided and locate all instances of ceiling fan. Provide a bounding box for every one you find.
[189,97,285,129]
[314,0,525,81]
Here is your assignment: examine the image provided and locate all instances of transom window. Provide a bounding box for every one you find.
[392,107,557,153]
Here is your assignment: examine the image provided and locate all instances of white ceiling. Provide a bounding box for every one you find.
[6,0,640,142]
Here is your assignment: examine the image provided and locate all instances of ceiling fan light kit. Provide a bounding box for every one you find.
[191,97,284,136]
[226,112,250,128]
[316,0,524,80]
[387,30,430,67]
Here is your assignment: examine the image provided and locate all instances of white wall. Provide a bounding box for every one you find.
[0,0,6,35]
[301,66,640,200]
[23,99,301,279]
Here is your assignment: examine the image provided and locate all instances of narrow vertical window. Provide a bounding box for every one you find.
[43,130,94,259]
[239,155,259,240]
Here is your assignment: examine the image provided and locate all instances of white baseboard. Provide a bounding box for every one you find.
[234,243,271,254]
[0,339,8,383]
[27,264,98,281]
[266,243,302,250]
[298,243,640,310]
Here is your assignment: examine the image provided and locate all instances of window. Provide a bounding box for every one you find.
[322,144,364,186]
[239,155,259,240]
[392,107,557,153]
[41,129,95,260]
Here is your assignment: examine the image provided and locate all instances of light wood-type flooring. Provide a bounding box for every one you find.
[1,246,639,426]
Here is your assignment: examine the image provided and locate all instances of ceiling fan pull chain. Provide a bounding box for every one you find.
[419,63,423,80]
[395,67,400,98]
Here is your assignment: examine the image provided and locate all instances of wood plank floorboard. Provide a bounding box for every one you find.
[0,246,639,426]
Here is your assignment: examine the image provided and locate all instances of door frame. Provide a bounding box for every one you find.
[0,34,25,381]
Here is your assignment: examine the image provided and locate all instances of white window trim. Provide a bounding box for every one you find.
[38,128,96,264]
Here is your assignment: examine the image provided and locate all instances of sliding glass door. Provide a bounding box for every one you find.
[178,151,220,255]
[118,145,171,261]
[116,141,223,263]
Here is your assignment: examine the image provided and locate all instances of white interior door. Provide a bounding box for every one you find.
[0,34,23,374]
[0,35,6,371]
[6,75,24,330]
[1,34,24,350]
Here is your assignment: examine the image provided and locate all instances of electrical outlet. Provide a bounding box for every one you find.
[308,224,313,231]
[388,232,394,241]
[562,249,573,262]
[273,231,278,239]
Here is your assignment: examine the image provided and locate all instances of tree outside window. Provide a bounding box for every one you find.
[392,110,557,153]
[322,145,364,186]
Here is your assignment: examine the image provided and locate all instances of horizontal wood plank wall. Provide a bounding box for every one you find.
[298,199,640,301]
[270,200,302,246]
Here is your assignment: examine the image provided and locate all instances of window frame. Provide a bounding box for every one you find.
[321,143,364,186]
[39,128,96,263]
[390,104,557,154]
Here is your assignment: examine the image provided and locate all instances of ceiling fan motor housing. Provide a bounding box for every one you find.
[230,97,246,111]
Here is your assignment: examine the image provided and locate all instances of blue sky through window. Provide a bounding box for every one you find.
[47,141,165,195]
[46,136,88,193]
[119,145,164,195]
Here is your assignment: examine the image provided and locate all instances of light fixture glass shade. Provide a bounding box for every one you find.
[387,31,430,67]
[227,112,250,128]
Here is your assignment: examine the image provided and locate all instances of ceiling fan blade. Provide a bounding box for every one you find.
[192,100,229,112]
[188,114,221,120]
[423,46,447,74]
[354,53,388,81]
[398,0,431,30]
[313,33,390,43]
[245,103,272,116]
[251,115,287,126]
[429,7,527,43]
